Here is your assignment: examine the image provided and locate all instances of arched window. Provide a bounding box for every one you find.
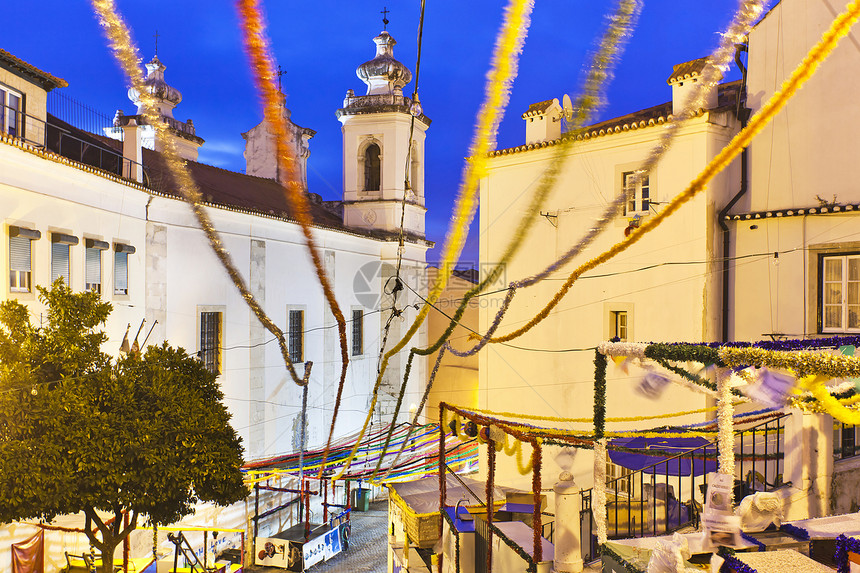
[364,143,381,191]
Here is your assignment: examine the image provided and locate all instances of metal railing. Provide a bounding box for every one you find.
[1,109,149,187]
[578,413,788,563]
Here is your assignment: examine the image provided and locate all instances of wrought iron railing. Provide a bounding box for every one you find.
[1,109,149,186]
[578,413,789,563]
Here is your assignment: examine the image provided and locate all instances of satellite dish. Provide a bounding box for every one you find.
[562,93,573,120]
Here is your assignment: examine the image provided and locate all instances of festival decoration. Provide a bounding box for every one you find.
[376,0,644,479]
[341,0,536,481]
[488,0,860,344]
[89,0,313,387]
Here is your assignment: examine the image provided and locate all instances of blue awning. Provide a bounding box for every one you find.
[608,435,716,477]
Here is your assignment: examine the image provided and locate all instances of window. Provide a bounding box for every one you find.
[352,308,364,356]
[611,310,628,341]
[623,171,650,215]
[113,243,135,295]
[605,461,632,494]
[50,233,78,285]
[604,303,633,342]
[821,254,860,332]
[289,309,304,362]
[0,86,22,138]
[85,239,109,294]
[364,143,381,191]
[200,311,223,375]
[9,226,40,293]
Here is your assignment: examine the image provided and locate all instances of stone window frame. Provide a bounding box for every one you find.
[197,306,225,376]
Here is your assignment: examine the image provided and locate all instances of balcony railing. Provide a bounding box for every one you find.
[578,413,788,564]
[1,109,149,187]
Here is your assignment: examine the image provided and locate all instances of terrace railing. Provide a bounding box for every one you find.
[578,413,788,564]
[1,109,149,187]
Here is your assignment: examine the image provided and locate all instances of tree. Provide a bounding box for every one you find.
[0,281,248,573]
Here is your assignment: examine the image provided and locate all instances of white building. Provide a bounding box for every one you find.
[0,29,431,570]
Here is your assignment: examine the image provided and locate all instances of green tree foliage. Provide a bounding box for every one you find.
[0,281,248,572]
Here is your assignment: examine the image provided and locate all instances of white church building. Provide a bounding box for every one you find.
[0,29,430,570]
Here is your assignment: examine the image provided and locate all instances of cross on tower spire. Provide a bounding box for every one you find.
[381,6,390,30]
[154,30,160,56]
[277,65,287,93]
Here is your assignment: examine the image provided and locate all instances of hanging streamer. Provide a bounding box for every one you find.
[488,0,859,344]
[376,0,644,478]
[89,0,312,387]
[234,0,350,476]
[335,0,536,480]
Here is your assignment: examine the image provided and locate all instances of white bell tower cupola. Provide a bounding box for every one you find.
[337,31,430,239]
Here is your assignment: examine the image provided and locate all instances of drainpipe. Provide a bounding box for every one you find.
[718,43,751,342]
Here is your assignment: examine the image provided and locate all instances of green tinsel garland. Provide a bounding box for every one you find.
[594,349,607,439]
[440,508,461,573]
[487,520,538,573]
[644,343,723,366]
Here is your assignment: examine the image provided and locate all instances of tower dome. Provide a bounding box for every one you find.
[128,55,183,118]
[356,32,412,96]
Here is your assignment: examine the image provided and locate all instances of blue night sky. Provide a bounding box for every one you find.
[3,1,773,265]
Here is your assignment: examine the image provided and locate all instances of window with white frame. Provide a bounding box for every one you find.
[199,311,223,375]
[0,86,22,138]
[114,243,135,295]
[623,171,650,215]
[9,226,40,293]
[51,233,78,285]
[352,308,364,356]
[289,309,304,362]
[606,460,632,494]
[85,239,109,294]
[611,310,628,341]
[821,254,860,332]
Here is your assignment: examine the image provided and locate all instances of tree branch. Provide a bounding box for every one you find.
[83,507,107,551]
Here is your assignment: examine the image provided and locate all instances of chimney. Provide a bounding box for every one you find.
[523,98,563,145]
[121,118,143,183]
[667,57,722,116]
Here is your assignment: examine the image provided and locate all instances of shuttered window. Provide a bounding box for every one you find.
[86,247,102,293]
[289,309,304,362]
[352,309,363,356]
[114,251,128,295]
[51,242,70,284]
[200,311,222,375]
[9,235,32,292]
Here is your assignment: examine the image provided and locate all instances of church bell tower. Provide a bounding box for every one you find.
[337,31,430,238]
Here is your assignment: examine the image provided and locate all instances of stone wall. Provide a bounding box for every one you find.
[831,455,860,515]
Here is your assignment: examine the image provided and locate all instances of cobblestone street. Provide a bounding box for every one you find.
[249,499,389,573]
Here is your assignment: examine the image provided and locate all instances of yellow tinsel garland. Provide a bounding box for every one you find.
[489,0,860,344]
[332,0,534,480]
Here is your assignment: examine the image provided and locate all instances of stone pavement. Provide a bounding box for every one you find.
[248,499,390,573]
